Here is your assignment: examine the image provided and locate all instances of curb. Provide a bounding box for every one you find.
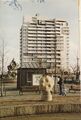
[0,104,81,117]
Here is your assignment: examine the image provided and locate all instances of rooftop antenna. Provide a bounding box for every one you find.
[32,0,45,16]
[35,13,39,17]
[23,16,25,23]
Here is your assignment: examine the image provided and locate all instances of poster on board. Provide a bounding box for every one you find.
[32,74,42,85]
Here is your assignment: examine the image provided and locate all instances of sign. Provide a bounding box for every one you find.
[32,74,42,85]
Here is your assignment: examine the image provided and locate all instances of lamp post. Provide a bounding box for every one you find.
[1,39,4,97]
[78,0,81,98]
[54,19,57,93]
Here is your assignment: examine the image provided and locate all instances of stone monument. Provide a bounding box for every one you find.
[40,74,54,101]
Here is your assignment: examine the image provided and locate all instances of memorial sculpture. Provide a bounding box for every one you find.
[7,59,18,80]
[40,74,54,101]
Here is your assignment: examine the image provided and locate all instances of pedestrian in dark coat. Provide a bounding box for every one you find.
[58,77,63,95]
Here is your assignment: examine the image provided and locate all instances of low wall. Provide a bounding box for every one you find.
[0,104,81,118]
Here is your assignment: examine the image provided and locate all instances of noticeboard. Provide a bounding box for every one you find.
[32,74,42,86]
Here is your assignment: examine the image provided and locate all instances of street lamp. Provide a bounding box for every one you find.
[0,40,4,97]
[53,19,57,93]
[78,0,81,98]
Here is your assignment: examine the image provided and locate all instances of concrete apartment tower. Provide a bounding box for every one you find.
[20,16,69,72]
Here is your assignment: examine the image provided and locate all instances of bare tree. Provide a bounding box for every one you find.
[0,36,9,96]
[0,0,22,10]
[34,0,45,3]
[0,0,45,10]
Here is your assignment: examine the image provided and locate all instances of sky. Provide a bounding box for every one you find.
[0,0,80,71]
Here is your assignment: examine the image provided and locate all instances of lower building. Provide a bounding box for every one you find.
[17,68,46,89]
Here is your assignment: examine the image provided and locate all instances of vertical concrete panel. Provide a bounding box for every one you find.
[0,107,14,117]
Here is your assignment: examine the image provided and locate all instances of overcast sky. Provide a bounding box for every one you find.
[0,0,80,70]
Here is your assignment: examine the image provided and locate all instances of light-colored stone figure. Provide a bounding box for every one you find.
[40,74,54,101]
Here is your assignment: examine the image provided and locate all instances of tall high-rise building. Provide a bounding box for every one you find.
[20,16,69,71]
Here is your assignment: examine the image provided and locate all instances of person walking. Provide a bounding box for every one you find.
[58,77,63,95]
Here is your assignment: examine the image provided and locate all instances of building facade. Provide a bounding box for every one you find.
[20,16,69,72]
